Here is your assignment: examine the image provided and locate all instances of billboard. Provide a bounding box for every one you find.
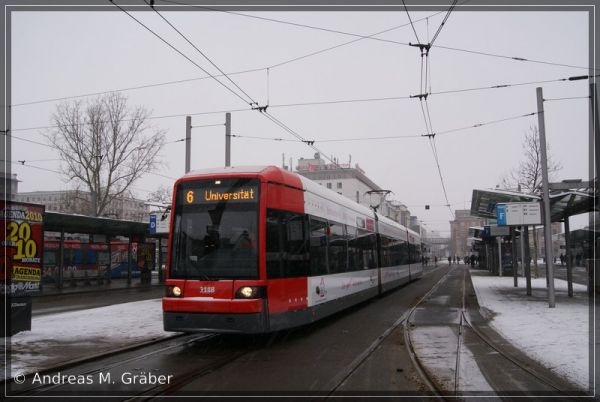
[1,201,45,296]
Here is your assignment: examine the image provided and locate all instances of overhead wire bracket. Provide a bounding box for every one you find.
[251,104,269,113]
[410,93,429,100]
[409,42,431,55]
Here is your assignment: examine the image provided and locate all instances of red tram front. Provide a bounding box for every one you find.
[163,166,421,333]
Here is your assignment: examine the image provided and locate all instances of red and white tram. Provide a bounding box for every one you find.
[163,166,422,333]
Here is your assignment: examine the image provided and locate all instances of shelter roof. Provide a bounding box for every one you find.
[470,187,597,223]
[45,212,149,237]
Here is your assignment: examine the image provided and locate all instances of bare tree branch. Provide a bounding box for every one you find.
[45,92,165,217]
[500,125,562,194]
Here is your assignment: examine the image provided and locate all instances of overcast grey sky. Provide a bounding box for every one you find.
[7,2,595,234]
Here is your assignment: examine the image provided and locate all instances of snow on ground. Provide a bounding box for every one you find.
[5,299,173,378]
[470,271,589,390]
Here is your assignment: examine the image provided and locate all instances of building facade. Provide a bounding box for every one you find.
[450,209,489,257]
[16,190,148,222]
[295,153,415,227]
[1,172,20,201]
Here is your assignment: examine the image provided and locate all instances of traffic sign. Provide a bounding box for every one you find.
[496,204,507,225]
[149,214,157,234]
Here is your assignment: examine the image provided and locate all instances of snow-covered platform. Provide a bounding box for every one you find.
[470,268,591,390]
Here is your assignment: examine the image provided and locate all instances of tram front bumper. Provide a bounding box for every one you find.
[163,311,267,334]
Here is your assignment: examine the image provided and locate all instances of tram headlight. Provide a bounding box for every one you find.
[235,286,265,299]
[167,286,182,297]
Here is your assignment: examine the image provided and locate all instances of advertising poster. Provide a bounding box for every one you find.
[1,201,45,296]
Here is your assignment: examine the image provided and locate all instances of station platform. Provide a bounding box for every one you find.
[5,262,594,395]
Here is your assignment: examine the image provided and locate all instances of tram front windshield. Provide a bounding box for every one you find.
[170,178,259,280]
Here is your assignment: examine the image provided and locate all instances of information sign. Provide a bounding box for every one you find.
[149,213,170,234]
[496,204,507,225]
[483,225,510,238]
[149,214,157,234]
[496,202,541,226]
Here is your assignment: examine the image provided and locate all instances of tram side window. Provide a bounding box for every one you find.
[266,209,309,279]
[354,229,378,270]
[328,221,348,274]
[408,243,422,264]
[380,235,393,268]
[266,211,283,278]
[284,212,309,277]
[399,240,410,265]
[347,225,360,272]
[309,217,329,276]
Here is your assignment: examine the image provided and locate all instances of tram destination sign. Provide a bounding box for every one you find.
[183,185,258,205]
[496,202,541,226]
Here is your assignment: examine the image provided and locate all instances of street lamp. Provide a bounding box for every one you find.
[364,190,392,213]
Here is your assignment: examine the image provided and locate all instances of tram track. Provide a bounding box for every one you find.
[326,264,454,396]
[122,338,258,401]
[403,265,580,398]
[9,330,298,400]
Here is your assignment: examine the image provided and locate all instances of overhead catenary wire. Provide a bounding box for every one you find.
[9,7,455,108]
[11,109,539,147]
[261,111,339,165]
[404,1,457,220]
[429,0,458,47]
[112,0,343,167]
[402,0,422,45]
[190,123,225,129]
[11,71,586,134]
[12,156,178,184]
[108,0,252,107]
[9,68,265,108]
[230,110,538,143]
[156,0,593,72]
[543,95,591,102]
[143,0,258,106]
[10,1,593,109]
[231,134,301,142]
[427,137,454,219]
[10,161,62,175]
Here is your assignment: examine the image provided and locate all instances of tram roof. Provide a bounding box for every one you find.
[181,165,303,190]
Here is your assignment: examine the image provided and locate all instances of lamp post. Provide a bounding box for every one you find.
[365,189,391,293]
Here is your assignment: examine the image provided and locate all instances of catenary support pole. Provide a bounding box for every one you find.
[525,226,532,296]
[225,112,231,167]
[564,217,573,297]
[58,229,65,289]
[497,236,503,277]
[512,228,518,287]
[536,87,556,307]
[520,225,526,278]
[185,116,191,173]
[127,234,132,286]
[591,83,598,182]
